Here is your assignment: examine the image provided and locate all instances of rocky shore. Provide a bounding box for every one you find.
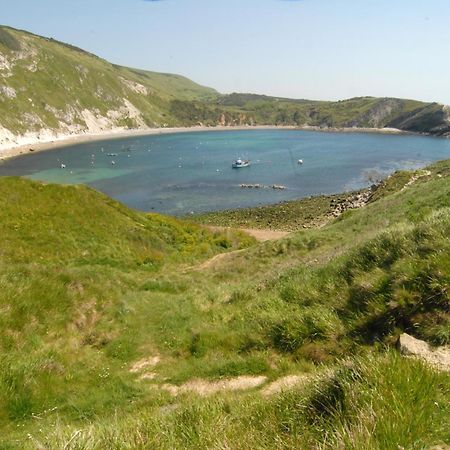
[326,187,376,219]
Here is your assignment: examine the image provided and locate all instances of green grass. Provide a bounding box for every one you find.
[0,160,449,448]
[8,352,449,449]
[0,176,255,435]
[0,177,253,265]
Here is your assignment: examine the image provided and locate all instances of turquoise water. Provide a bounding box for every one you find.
[1,130,449,215]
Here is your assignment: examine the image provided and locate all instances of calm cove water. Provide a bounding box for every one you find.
[1,129,449,215]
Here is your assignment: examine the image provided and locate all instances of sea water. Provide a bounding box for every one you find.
[0,129,448,215]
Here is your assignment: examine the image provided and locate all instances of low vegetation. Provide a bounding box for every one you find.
[0,158,449,448]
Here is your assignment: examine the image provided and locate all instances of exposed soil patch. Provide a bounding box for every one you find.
[160,375,268,396]
[208,226,290,242]
[237,228,290,241]
[261,374,308,396]
[130,356,160,373]
[191,227,288,272]
[139,372,157,381]
[194,248,246,271]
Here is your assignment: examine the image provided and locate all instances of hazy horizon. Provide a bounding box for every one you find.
[2,0,450,105]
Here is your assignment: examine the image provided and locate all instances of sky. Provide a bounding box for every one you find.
[2,0,450,104]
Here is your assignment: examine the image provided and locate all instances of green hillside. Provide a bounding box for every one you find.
[172,94,450,134]
[0,25,217,136]
[0,24,449,149]
[0,160,449,448]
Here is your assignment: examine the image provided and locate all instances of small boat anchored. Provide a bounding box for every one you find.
[232,158,251,168]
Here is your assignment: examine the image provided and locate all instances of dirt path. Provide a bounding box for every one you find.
[208,226,290,242]
[239,228,290,241]
[261,375,309,396]
[185,226,290,272]
[130,356,309,397]
[151,373,311,397]
[160,376,268,396]
[194,248,246,271]
[401,170,432,191]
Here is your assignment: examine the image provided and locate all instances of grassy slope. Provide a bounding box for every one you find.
[36,353,450,450]
[0,178,254,436]
[1,25,449,139]
[0,161,449,448]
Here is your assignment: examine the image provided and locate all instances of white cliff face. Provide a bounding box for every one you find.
[0,53,11,72]
[78,97,148,133]
[119,77,149,96]
[0,85,16,98]
[0,126,59,152]
[80,109,115,133]
[0,122,132,154]
[0,85,152,153]
[0,126,17,150]
[0,36,154,152]
[0,100,152,153]
[122,98,147,127]
[443,105,450,123]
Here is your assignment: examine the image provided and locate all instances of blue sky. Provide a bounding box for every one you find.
[2,0,450,104]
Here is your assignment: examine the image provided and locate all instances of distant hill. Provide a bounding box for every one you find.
[0,24,449,151]
[173,94,450,134]
[0,25,217,146]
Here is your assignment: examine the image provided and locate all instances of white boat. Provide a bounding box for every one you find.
[232,158,251,168]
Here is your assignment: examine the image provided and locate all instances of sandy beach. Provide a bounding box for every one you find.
[0,126,290,161]
[0,124,407,162]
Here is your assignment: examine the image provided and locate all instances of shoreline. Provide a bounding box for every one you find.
[0,124,413,162]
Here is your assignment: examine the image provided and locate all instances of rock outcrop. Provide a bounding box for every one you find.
[398,333,450,372]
